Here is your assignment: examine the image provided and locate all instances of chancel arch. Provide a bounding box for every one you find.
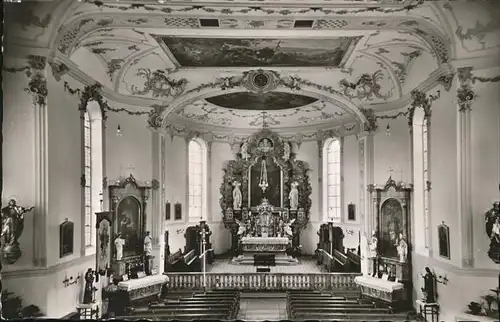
[188,137,208,222]
[81,100,104,256]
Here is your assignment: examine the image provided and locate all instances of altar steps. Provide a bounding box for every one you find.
[232,254,299,265]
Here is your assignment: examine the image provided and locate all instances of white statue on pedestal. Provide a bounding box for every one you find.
[367,231,378,277]
[289,182,299,211]
[241,141,249,160]
[235,219,246,236]
[232,181,242,210]
[284,219,295,237]
[144,231,153,256]
[396,233,408,263]
[114,234,125,260]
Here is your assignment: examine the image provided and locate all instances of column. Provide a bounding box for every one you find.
[317,139,324,222]
[150,130,162,272]
[31,58,49,267]
[456,67,475,268]
[358,131,374,275]
[340,136,345,223]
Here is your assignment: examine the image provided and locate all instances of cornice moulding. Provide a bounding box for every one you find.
[412,252,499,278]
[449,54,500,71]
[2,254,95,279]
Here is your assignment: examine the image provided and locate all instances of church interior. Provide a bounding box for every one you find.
[1,0,500,321]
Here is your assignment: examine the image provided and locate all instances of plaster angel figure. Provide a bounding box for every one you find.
[241,141,249,161]
[283,142,291,161]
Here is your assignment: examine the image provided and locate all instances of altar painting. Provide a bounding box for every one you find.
[379,198,404,259]
[117,196,141,257]
[97,218,111,271]
[249,156,282,208]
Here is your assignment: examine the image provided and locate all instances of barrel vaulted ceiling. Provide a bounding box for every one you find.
[5,0,500,136]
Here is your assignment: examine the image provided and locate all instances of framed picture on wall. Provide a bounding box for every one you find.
[60,220,74,258]
[174,202,182,220]
[438,222,450,259]
[165,202,171,220]
[348,203,356,221]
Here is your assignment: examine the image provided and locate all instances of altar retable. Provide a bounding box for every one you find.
[220,128,312,266]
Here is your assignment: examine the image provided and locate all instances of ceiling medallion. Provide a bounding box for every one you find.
[243,69,279,93]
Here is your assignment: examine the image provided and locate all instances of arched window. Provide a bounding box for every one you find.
[82,101,103,255]
[412,107,430,255]
[188,138,207,222]
[323,138,342,223]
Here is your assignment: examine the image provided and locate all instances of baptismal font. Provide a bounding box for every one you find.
[220,129,312,265]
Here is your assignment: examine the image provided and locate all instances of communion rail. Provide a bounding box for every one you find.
[165,272,361,291]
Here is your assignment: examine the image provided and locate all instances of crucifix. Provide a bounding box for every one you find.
[387,166,394,178]
[126,164,135,174]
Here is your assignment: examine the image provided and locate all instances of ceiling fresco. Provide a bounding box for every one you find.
[159,37,357,67]
[204,92,318,110]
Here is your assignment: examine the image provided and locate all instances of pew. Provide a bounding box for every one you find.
[120,289,240,321]
[183,249,201,272]
[347,249,361,273]
[166,249,184,272]
[286,290,409,322]
[332,249,350,272]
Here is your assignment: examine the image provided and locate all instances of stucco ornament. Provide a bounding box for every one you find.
[24,74,48,107]
[129,68,188,98]
[339,71,392,101]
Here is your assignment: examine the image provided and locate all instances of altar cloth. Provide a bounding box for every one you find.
[118,274,169,292]
[354,276,403,292]
[241,237,289,245]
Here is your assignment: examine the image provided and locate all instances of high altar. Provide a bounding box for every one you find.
[220,129,312,265]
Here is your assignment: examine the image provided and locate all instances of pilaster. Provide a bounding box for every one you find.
[317,139,324,222]
[358,131,374,276]
[206,139,213,222]
[30,57,49,267]
[456,67,475,268]
[150,130,162,273]
[184,136,190,223]
[159,134,166,273]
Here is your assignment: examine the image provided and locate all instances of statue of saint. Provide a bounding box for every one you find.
[114,234,125,261]
[144,231,153,256]
[83,268,95,304]
[284,219,295,237]
[241,141,249,161]
[232,181,242,211]
[396,233,408,263]
[486,202,500,262]
[421,267,436,303]
[283,142,291,161]
[1,199,34,264]
[289,182,299,211]
[144,231,153,275]
[235,219,246,236]
[367,231,378,277]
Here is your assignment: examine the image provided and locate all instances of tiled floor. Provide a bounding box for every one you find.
[208,257,325,273]
[238,298,287,321]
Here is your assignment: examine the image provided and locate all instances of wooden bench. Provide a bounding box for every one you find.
[292,312,409,319]
[119,313,228,320]
[166,249,184,272]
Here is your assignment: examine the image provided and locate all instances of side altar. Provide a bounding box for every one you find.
[220,129,312,265]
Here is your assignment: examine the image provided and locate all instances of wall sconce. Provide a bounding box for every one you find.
[62,272,81,288]
[436,274,449,285]
[385,122,391,136]
[116,124,123,136]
